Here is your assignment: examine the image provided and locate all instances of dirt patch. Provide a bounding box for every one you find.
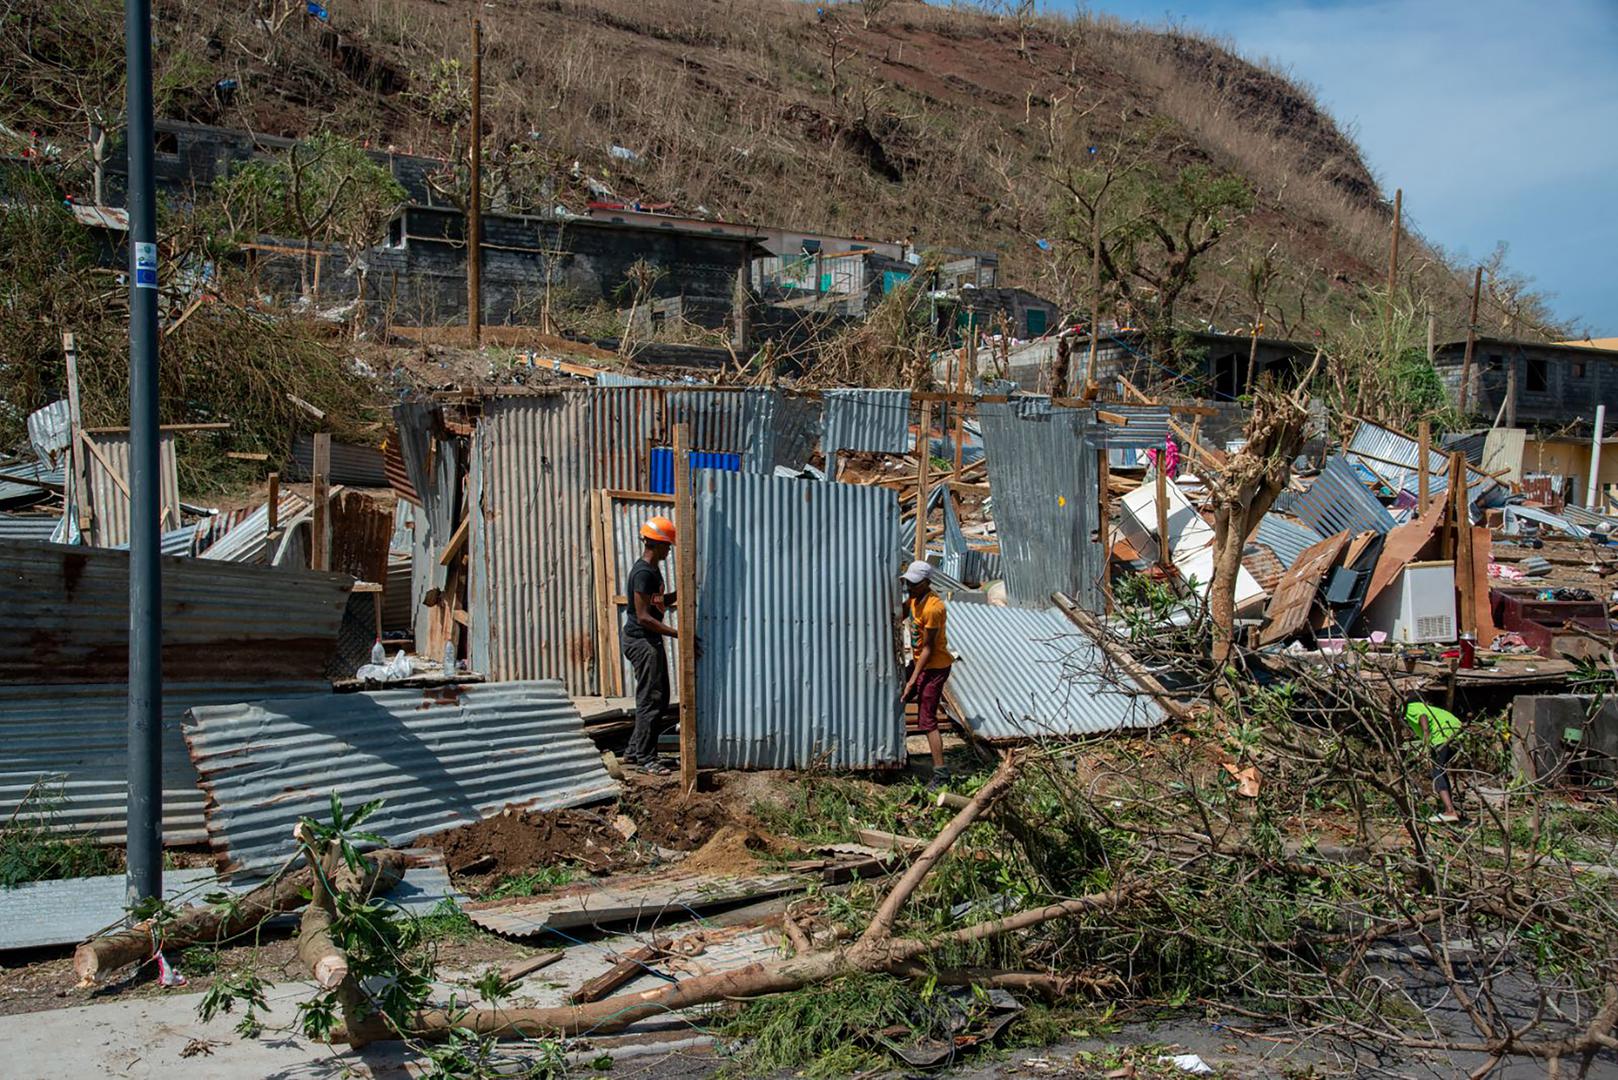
[675,825,771,877]
[420,808,636,879]
[619,778,747,851]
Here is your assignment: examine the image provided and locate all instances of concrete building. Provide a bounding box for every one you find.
[1432,337,1618,430]
[1000,329,1315,399]
[585,203,907,261]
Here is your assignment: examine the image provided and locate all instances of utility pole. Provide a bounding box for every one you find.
[124,0,163,913]
[467,17,482,345]
[1083,198,1103,394]
[1383,187,1401,352]
[1458,266,1482,417]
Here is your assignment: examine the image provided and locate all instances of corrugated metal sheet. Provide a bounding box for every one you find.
[384,553,414,634]
[822,389,912,458]
[389,498,415,553]
[469,394,598,691]
[0,513,60,541]
[594,371,669,387]
[1563,505,1618,531]
[86,431,181,546]
[588,387,662,492]
[1291,456,1396,537]
[668,388,778,463]
[0,680,326,844]
[1346,420,1504,508]
[184,681,618,878]
[945,602,1166,740]
[649,449,741,494]
[26,401,72,462]
[695,471,903,769]
[0,538,354,685]
[772,393,822,472]
[110,523,199,557]
[290,435,389,487]
[1087,405,1171,450]
[1253,515,1325,569]
[197,493,311,563]
[0,459,62,508]
[979,403,1102,611]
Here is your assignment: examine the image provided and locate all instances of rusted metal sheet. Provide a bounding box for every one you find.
[183,681,618,879]
[291,435,388,487]
[667,388,779,461]
[328,489,392,584]
[86,430,181,546]
[588,387,662,491]
[198,492,312,563]
[468,394,598,691]
[383,439,421,505]
[0,680,325,844]
[0,539,353,685]
[1363,498,1446,610]
[1259,530,1350,646]
[695,471,904,769]
[944,601,1166,741]
[773,393,822,472]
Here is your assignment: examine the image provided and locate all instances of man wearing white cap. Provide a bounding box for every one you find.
[900,559,953,786]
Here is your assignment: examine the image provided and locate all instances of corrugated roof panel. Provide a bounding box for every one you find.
[979,403,1102,611]
[1291,456,1396,537]
[695,471,904,769]
[468,395,598,691]
[1346,419,1504,508]
[290,435,388,487]
[0,459,65,507]
[822,388,912,457]
[86,431,181,546]
[945,602,1166,740]
[0,680,326,844]
[197,493,312,563]
[1252,515,1325,569]
[0,513,61,541]
[0,539,353,686]
[26,401,72,462]
[1086,405,1171,450]
[184,681,618,879]
[594,371,669,387]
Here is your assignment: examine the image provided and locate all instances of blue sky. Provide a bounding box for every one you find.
[1066,0,1618,335]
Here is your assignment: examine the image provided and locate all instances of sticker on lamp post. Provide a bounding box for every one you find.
[134,242,158,289]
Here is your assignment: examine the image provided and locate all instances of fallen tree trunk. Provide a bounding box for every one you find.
[73,849,406,984]
[333,753,1148,1045]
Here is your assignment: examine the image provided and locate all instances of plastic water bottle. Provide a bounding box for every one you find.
[443,640,456,675]
[370,639,385,665]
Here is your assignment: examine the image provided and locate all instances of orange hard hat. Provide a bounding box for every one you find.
[640,516,676,544]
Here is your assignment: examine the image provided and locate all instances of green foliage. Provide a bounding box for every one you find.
[214,131,405,255]
[485,864,577,900]
[749,777,922,845]
[198,969,271,1038]
[0,778,119,887]
[417,898,480,942]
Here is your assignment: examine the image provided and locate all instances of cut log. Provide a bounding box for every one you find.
[72,850,406,984]
[499,951,565,984]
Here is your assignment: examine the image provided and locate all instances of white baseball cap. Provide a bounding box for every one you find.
[901,560,934,584]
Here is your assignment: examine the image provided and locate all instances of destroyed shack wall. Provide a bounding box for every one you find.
[979,403,1103,611]
[695,471,904,769]
[0,540,351,841]
[85,431,181,547]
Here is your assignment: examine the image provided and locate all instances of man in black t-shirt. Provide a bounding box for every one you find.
[622,515,679,774]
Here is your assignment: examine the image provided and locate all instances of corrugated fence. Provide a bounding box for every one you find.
[822,388,912,458]
[695,471,904,769]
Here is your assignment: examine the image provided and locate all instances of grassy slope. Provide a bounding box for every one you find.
[3,0,1557,342]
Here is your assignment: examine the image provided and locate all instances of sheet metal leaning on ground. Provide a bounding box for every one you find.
[183,680,619,879]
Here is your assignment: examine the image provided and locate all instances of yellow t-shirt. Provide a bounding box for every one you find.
[908,594,952,669]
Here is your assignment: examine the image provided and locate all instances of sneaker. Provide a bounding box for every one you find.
[632,757,672,776]
[1426,811,1462,825]
[927,767,952,791]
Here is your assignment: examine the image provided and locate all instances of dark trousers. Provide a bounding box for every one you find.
[623,635,670,763]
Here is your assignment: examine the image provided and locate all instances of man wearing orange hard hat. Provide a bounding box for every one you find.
[622,515,679,775]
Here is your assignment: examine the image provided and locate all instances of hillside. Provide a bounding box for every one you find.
[4,0,1562,344]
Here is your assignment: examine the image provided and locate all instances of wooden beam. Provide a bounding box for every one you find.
[438,516,469,567]
[672,423,699,795]
[589,489,615,697]
[311,432,331,571]
[79,431,132,500]
[1055,594,1191,721]
[913,400,932,562]
[287,393,326,421]
[82,422,231,434]
[62,332,91,533]
[1095,409,1127,426]
[1417,421,1431,512]
[1452,452,1476,637]
[226,451,269,461]
[267,472,280,531]
[1154,456,1171,570]
[1097,449,1113,615]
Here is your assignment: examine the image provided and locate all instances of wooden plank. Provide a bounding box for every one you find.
[1259,531,1351,646]
[1453,454,1477,637]
[499,950,564,984]
[438,516,469,567]
[672,423,699,795]
[589,490,616,698]
[952,334,971,476]
[854,828,929,855]
[1154,457,1170,569]
[1095,409,1128,426]
[267,472,280,531]
[62,333,92,534]
[1470,525,1497,647]
[566,943,667,1004]
[1097,449,1113,615]
[226,451,269,461]
[913,400,932,561]
[79,422,233,434]
[600,488,673,504]
[310,433,331,571]
[79,431,132,499]
[602,496,628,698]
[287,393,326,421]
[1417,420,1431,511]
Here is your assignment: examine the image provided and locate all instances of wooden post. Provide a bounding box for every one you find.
[1426,310,1436,366]
[1505,351,1518,429]
[1386,187,1402,303]
[1417,421,1430,512]
[62,332,92,533]
[1441,452,1463,561]
[913,400,932,562]
[1458,266,1482,416]
[1154,455,1171,570]
[1451,452,1476,637]
[467,17,483,346]
[1084,194,1103,392]
[952,327,970,476]
[311,432,331,571]
[672,424,699,794]
[1097,449,1113,614]
[267,472,280,531]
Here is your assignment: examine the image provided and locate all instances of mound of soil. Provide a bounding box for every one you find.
[620,781,748,851]
[422,808,634,879]
[676,825,770,876]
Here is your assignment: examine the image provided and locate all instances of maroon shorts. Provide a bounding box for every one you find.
[904,663,952,733]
